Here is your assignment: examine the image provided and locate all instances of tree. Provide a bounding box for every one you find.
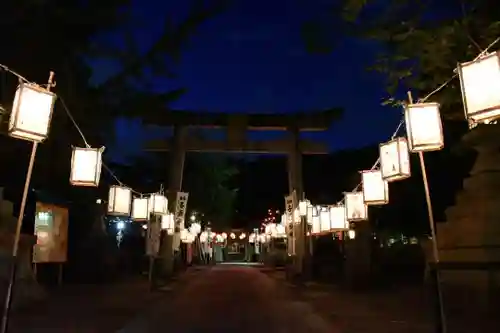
[183,154,239,229]
[0,0,232,197]
[303,0,500,118]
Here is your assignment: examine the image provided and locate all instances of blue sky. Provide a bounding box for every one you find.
[89,0,401,162]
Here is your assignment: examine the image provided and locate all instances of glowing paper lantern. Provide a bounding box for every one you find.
[161,213,175,235]
[329,205,348,231]
[8,83,57,142]
[405,102,444,152]
[379,137,411,182]
[298,200,309,216]
[458,52,500,123]
[348,230,356,240]
[311,213,321,234]
[249,233,256,243]
[361,170,389,205]
[132,197,149,221]
[149,193,168,215]
[319,207,330,232]
[107,185,132,216]
[69,147,104,187]
[345,192,368,221]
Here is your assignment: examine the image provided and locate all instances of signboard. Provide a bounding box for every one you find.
[146,215,161,256]
[174,192,189,232]
[284,191,297,255]
[33,202,68,263]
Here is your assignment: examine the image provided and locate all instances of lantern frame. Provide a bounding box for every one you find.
[404,102,444,152]
[69,146,104,187]
[344,192,368,222]
[107,185,132,216]
[379,137,411,182]
[361,170,389,205]
[132,197,149,221]
[457,51,500,124]
[8,82,57,142]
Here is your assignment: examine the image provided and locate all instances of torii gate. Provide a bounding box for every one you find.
[143,109,340,274]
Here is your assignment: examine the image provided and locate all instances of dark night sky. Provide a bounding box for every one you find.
[90,0,401,162]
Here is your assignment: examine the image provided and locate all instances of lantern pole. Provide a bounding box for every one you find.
[1,72,56,333]
[407,91,447,333]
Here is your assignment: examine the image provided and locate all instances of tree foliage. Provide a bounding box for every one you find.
[304,0,500,118]
[0,0,232,197]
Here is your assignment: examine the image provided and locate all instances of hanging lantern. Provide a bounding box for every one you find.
[345,192,368,221]
[379,137,411,182]
[311,213,321,235]
[161,213,175,235]
[361,170,389,205]
[329,205,348,231]
[107,185,132,216]
[404,102,444,152]
[69,147,104,187]
[132,197,149,221]
[149,193,168,215]
[319,207,330,232]
[298,199,309,216]
[8,82,57,142]
[348,230,356,240]
[457,52,500,124]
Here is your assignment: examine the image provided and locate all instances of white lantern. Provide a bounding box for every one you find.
[8,83,57,142]
[311,214,321,234]
[69,147,104,187]
[319,207,330,232]
[107,185,132,216]
[404,102,444,152]
[379,137,411,182]
[329,205,348,231]
[345,192,368,221]
[132,197,149,221]
[149,193,168,215]
[161,213,175,234]
[348,230,356,240]
[458,52,500,123]
[275,224,285,237]
[298,200,309,216]
[361,170,389,205]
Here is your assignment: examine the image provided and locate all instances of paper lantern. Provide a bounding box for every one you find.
[329,205,348,231]
[361,170,389,205]
[298,200,309,216]
[311,214,321,234]
[249,233,256,243]
[319,207,330,232]
[345,192,368,221]
[379,137,411,182]
[161,213,175,235]
[458,52,500,123]
[149,193,168,215]
[69,147,104,187]
[107,185,132,216]
[8,83,57,142]
[132,197,149,221]
[405,102,444,152]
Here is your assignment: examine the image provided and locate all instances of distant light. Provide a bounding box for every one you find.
[96,199,102,204]
[117,221,125,230]
[142,224,147,230]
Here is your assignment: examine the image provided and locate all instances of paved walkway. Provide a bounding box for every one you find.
[262,267,499,333]
[8,270,197,333]
[120,264,335,333]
